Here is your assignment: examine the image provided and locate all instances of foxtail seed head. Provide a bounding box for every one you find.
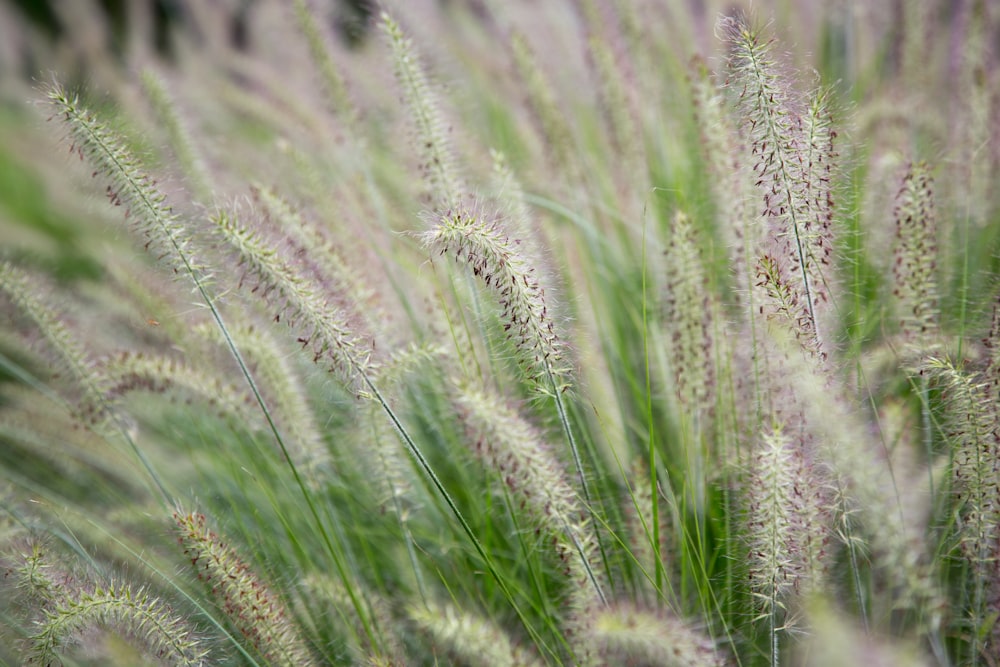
[0,262,113,425]
[424,201,565,386]
[593,603,726,667]
[30,581,208,667]
[211,205,375,394]
[409,601,545,667]
[663,210,717,420]
[174,510,314,667]
[382,12,464,210]
[46,83,203,281]
[892,162,939,342]
[745,424,828,623]
[723,15,835,358]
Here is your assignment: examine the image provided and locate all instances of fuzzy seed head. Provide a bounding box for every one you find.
[98,350,254,420]
[46,83,203,281]
[196,320,330,473]
[593,604,725,667]
[924,360,1000,578]
[212,206,374,393]
[754,253,823,362]
[723,16,836,357]
[0,262,114,425]
[140,68,212,203]
[663,210,717,419]
[745,424,828,621]
[425,203,565,386]
[25,564,207,667]
[688,55,758,305]
[174,510,314,667]
[892,162,938,341]
[409,601,545,667]
[454,386,604,636]
[456,388,584,543]
[382,12,463,209]
[509,31,574,169]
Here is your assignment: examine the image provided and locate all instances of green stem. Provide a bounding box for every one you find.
[550,371,608,606]
[359,374,542,644]
[640,213,666,597]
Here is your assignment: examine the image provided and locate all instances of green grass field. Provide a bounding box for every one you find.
[1,1,999,665]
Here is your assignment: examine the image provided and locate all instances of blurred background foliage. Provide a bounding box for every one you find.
[1,0,997,285]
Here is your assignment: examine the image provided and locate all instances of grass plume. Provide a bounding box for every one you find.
[1,3,998,666]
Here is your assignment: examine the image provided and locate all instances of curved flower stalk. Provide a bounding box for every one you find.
[489,149,551,284]
[688,55,758,307]
[211,204,376,395]
[754,253,823,362]
[211,206,533,636]
[576,0,648,208]
[423,200,566,387]
[103,256,198,347]
[251,185,388,345]
[455,387,601,590]
[986,297,1000,460]
[297,573,405,665]
[10,541,207,667]
[802,599,934,667]
[97,350,255,420]
[174,510,315,667]
[347,392,399,504]
[194,320,329,475]
[423,194,598,611]
[795,87,839,339]
[508,29,575,171]
[46,84,204,282]
[409,600,545,667]
[383,20,588,584]
[8,539,74,607]
[43,83,409,604]
[623,457,673,602]
[604,0,656,82]
[586,31,643,180]
[800,89,837,273]
[362,343,446,513]
[947,0,997,230]
[868,400,948,627]
[30,581,208,667]
[292,0,357,127]
[781,350,942,632]
[662,209,728,528]
[353,344,454,603]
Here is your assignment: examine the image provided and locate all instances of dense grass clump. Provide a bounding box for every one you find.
[1,1,1000,665]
